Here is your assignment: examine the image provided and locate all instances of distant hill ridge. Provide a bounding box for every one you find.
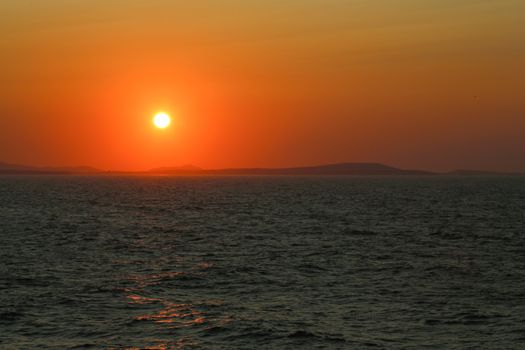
[0,161,521,176]
[181,162,434,176]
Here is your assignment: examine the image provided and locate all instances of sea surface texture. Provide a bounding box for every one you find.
[1,176,524,349]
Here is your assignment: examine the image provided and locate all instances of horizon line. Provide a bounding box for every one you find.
[1,160,522,175]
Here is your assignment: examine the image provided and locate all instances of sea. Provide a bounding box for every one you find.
[1,176,524,349]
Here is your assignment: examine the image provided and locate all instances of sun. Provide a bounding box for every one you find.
[153,112,171,129]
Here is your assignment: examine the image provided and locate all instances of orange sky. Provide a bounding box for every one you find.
[1,1,524,171]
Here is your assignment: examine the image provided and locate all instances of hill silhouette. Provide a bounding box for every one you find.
[1,161,521,176]
[151,163,434,176]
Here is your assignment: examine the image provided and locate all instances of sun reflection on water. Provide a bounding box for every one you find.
[135,302,206,327]
[119,263,231,349]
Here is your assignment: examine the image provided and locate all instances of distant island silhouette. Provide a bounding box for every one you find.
[0,161,520,176]
[149,163,431,176]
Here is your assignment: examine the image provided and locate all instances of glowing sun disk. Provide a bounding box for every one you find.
[153,112,171,129]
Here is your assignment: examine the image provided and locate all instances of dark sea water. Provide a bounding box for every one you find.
[1,176,525,349]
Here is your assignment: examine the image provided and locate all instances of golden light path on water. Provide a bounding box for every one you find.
[116,262,233,349]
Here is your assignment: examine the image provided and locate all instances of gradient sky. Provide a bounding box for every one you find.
[1,0,524,171]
